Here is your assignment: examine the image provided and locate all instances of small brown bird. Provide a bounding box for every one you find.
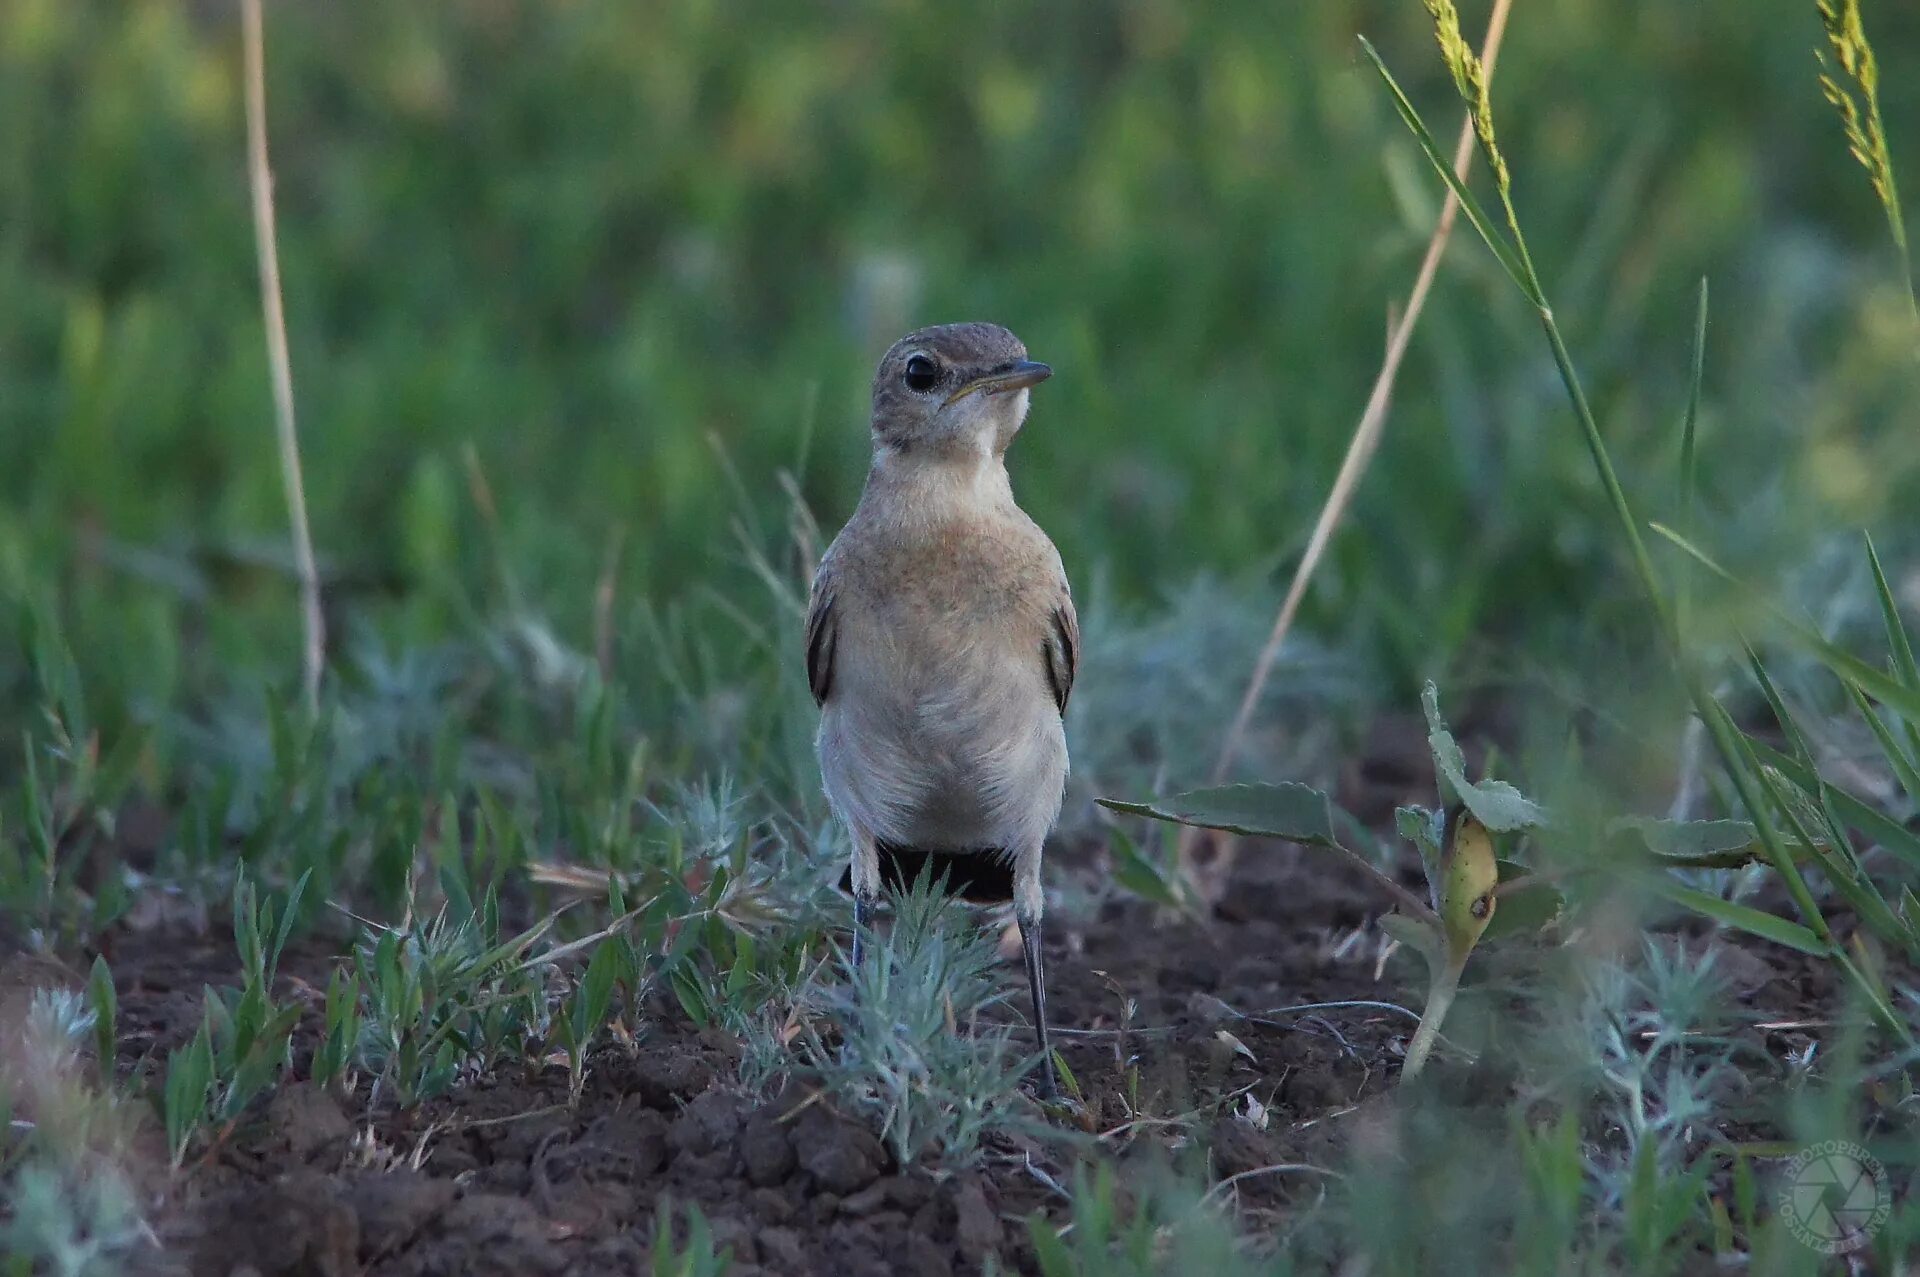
[806,322,1075,1096]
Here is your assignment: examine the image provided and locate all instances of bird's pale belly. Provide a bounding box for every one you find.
[817,656,1067,855]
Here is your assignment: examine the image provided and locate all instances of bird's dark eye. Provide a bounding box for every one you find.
[903,354,940,392]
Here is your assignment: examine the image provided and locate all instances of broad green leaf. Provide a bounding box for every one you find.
[1098,782,1339,848]
[1379,912,1445,966]
[1107,826,1185,909]
[1422,684,1545,832]
[1609,817,1761,868]
[1396,805,1444,870]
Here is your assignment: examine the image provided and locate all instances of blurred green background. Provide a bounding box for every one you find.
[2,0,1917,750]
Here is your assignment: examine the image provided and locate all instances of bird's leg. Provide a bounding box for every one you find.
[1014,846,1057,1099]
[852,891,876,972]
[1017,907,1056,1099]
[849,829,881,973]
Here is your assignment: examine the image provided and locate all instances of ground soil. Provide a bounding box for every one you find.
[0,733,1869,1276]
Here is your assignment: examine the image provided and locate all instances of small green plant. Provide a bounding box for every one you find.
[151,870,310,1166]
[743,872,1037,1166]
[0,1163,147,1277]
[1,611,145,951]
[209,870,310,1116]
[1029,1164,1269,1277]
[1,981,147,1275]
[159,1021,214,1169]
[308,965,363,1094]
[1105,681,1578,1078]
[647,1199,731,1277]
[550,918,630,1102]
[84,957,115,1089]
[350,884,554,1107]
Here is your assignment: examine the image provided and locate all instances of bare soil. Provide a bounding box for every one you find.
[2,734,1860,1276]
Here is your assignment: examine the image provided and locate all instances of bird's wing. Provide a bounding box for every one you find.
[1043,584,1079,715]
[804,563,838,706]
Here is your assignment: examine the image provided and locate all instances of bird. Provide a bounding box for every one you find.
[806,321,1076,1098]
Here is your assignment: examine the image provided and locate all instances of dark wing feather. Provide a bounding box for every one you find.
[804,568,837,706]
[1043,590,1079,715]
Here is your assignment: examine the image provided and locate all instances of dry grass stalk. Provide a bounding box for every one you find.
[1179,0,1514,903]
[243,0,325,713]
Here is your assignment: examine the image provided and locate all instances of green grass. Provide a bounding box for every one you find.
[4,0,1920,1273]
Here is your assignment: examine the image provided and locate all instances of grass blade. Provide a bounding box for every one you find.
[1732,731,1914,956]
[1750,740,1920,874]
[1642,878,1829,956]
[1654,522,1920,727]
[1865,532,1920,759]
[1845,682,1920,814]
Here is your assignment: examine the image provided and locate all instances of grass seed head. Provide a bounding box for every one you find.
[1422,0,1511,199]
[1815,0,1902,243]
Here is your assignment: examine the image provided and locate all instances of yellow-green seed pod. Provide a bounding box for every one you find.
[1440,808,1499,957]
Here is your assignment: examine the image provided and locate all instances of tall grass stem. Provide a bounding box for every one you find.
[243,0,324,714]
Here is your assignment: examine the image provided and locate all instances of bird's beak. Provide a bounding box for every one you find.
[945,359,1053,405]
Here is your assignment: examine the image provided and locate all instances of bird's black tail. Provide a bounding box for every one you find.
[837,842,1014,903]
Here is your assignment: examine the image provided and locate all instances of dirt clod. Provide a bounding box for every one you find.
[900,1232,956,1277]
[759,1225,806,1269]
[266,1083,355,1164]
[791,1105,887,1194]
[739,1110,797,1186]
[341,1171,457,1259]
[950,1176,1001,1263]
[183,1171,358,1277]
[668,1089,749,1159]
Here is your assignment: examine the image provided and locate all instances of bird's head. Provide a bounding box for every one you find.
[868,322,1051,460]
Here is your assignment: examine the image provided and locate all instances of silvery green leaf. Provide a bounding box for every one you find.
[1422,683,1545,832]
